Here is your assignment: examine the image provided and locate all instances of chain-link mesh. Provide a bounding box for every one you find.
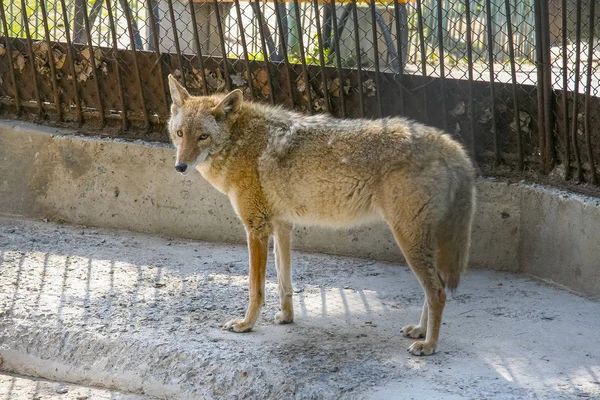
[1,0,599,186]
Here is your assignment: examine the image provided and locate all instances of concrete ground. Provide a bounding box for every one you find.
[0,372,154,400]
[0,217,599,400]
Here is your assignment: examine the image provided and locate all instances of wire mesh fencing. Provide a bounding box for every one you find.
[0,0,599,187]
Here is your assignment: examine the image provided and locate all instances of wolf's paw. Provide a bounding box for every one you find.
[407,341,436,356]
[222,319,253,333]
[400,324,426,339]
[274,310,293,325]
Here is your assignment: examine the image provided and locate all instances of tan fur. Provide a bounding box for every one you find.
[167,75,476,356]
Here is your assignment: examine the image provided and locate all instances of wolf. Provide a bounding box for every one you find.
[167,74,476,356]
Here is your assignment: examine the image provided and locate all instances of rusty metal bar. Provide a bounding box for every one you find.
[82,0,105,127]
[540,0,554,172]
[505,0,523,170]
[234,0,255,100]
[123,0,149,129]
[166,0,187,89]
[213,0,232,91]
[534,0,548,170]
[436,0,447,130]
[392,0,405,116]
[19,0,43,118]
[104,0,128,131]
[584,0,598,184]
[40,0,61,121]
[0,97,157,122]
[60,0,83,126]
[351,0,364,117]
[148,0,170,112]
[273,0,295,109]
[369,0,382,117]
[570,0,583,182]
[415,0,428,122]
[330,0,346,117]
[465,0,476,156]
[1,2,21,114]
[561,0,569,179]
[485,0,498,163]
[293,0,312,113]
[254,0,275,104]
[188,0,209,95]
[312,0,330,113]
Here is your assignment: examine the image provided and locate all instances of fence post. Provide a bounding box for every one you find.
[541,0,555,173]
[535,0,555,174]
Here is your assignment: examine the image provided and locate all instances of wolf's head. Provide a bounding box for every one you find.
[167,74,243,175]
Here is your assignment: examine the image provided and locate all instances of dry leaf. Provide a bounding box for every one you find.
[329,78,340,98]
[53,49,66,69]
[362,79,376,97]
[0,44,6,57]
[231,74,246,87]
[253,68,270,97]
[32,41,49,56]
[12,50,25,72]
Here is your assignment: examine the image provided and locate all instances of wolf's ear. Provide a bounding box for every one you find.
[212,89,243,119]
[168,74,190,108]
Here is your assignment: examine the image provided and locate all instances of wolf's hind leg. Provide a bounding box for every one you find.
[387,222,446,356]
[273,222,294,324]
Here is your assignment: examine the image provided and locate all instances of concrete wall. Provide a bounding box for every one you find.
[1,120,598,297]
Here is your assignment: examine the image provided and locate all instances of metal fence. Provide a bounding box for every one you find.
[1,0,600,189]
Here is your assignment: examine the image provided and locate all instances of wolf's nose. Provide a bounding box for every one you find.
[175,163,188,173]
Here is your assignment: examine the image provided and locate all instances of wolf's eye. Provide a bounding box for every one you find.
[176,130,183,137]
[198,134,209,141]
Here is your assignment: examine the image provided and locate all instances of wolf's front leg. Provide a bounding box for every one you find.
[223,229,269,332]
[273,222,293,324]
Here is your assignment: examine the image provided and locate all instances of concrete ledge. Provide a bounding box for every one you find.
[1,120,599,297]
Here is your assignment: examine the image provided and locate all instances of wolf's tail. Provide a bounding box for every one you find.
[435,179,476,292]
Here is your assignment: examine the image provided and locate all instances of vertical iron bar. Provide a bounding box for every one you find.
[148,0,170,113]
[293,0,312,113]
[0,4,21,114]
[541,0,554,172]
[505,0,523,170]
[561,0,569,179]
[273,0,295,109]
[351,0,364,117]
[330,0,346,117]
[534,0,546,169]
[213,0,232,91]
[485,0,499,163]
[312,0,330,113]
[60,0,83,126]
[19,0,43,118]
[465,0,476,156]
[569,0,583,181]
[40,0,61,121]
[189,0,209,95]
[369,0,382,117]
[415,0,428,122]
[253,0,275,104]
[82,0,105,127]
[392,0,405,115]
[123,0,149,129]
[233,0,255,100]
[584,0,597,184]
[436,0,447,130]
[167,0,187,88]
[105,0,128,131]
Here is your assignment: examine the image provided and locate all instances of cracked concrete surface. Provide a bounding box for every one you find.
[0,217,599,399]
